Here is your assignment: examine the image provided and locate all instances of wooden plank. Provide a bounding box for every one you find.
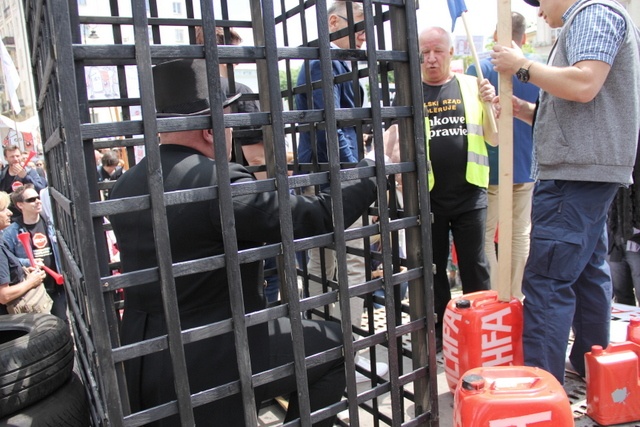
[496,0,514,302]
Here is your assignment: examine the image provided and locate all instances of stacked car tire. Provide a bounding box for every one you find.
[0,314,89,426]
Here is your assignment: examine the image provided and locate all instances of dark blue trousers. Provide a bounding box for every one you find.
[523,180,618,383]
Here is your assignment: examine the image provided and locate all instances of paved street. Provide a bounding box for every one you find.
[259,301,640,426]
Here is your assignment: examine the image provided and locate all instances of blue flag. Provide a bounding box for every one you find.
[447,0,468,32]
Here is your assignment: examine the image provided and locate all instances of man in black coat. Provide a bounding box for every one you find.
[109,58,398,426]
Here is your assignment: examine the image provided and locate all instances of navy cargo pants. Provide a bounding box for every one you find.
[522,179,618,383]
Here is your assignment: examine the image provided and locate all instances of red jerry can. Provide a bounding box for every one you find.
[453,366,574,427]
[628,317,640,344]
[443,290,524,393]
[585,340,640,425]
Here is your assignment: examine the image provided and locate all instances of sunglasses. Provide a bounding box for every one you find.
[24,196,40,203]
[336,15,365,37]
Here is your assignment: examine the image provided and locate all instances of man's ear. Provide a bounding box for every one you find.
[202,128,214,144]
[328,14,339,31]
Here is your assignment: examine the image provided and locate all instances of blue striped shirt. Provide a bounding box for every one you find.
[563,0,627,66]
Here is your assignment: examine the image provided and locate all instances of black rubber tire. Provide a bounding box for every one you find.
[0,314,74,418]
[0,371,90,427]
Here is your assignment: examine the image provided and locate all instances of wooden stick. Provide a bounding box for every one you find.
[496,0,514,302]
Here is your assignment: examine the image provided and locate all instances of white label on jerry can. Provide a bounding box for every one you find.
[443,309,462,384]
[481,307,515,366]
[489,411,552,426]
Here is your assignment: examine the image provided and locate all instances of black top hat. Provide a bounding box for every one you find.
[523,0,539,6]
[153,59,240,117]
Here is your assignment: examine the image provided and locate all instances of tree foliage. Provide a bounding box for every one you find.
[280,66,301,92]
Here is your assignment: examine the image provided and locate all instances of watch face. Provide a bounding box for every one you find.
[516,68,529,83]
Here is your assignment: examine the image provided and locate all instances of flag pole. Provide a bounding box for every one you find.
[12,117,24,152]
[459,12,498,133]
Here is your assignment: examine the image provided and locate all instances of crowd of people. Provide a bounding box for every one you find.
[4,0,640,424]
[0,144,58,317]
[0,144,126,320]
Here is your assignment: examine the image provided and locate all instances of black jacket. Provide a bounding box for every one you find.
[607,134,640,261]
[109,144,378,425]
[0,165,47,194]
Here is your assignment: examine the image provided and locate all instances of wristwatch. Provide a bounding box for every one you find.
[516,61,534,83]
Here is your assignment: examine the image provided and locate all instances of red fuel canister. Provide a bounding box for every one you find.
[628,317,640,344]
[443,290,524,393]
[585,341,640,425]
[453,366,574,427]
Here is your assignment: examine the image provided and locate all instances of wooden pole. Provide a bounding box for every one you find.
[460,12,498,134]
[496,0,514,302]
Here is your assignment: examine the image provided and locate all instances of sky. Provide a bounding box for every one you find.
[226,0,541,50]
[416,0,540,38]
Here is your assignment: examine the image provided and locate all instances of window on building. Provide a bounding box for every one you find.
[175,29,184,43]
[172,2,181,14]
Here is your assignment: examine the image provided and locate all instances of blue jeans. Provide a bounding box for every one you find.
[522,180,618,383]
[372,282,408,309]
[263,257,280,304]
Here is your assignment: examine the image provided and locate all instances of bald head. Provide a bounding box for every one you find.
[419,27,453,51]
[327,0,363,17]
[418,27,455,85]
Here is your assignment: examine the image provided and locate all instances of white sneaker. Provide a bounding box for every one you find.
[354,356,389,383]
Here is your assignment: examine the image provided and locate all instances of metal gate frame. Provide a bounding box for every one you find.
[22,0,438,425]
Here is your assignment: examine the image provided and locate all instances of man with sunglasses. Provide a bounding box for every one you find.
[3,184,66,320]
[296,1,366,168]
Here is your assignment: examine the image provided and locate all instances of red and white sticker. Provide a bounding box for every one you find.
[32,232,48,249]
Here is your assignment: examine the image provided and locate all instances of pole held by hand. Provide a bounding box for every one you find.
[460,12,498,134]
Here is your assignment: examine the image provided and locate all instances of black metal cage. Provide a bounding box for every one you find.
[22,0,437,425]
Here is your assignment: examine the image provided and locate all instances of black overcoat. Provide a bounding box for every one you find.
[109,144,378,425]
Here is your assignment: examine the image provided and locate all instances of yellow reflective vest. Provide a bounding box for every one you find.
[425,74,489,191]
